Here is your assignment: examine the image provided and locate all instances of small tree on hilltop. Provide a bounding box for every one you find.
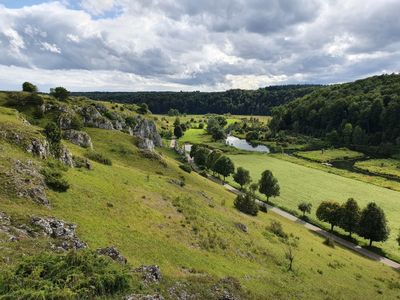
[214,156,234,182]
[357,202,390,247]
[22,82,38,93]
[234,191,258,216]
[316,201,342,231]
[174,125,183,139]
[258,170,280,205]
[340,198,361,237]
[298,202,312,217]
[233,167,251,190]
[50,87,70,101]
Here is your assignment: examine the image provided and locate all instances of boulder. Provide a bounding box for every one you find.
[96,246,127,264]
[235,223,248,233]
[7,160,49,206]
[135,265,162,284]
[134,118,162,151]
[63,130,93,148]
[28,138,51,158]
[80,106,114,130]
[31,216,87,250]
[58,146,74,167]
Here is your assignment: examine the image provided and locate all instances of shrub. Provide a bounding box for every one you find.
[267,220,288,239]
[234,192,258,216]
[0,250,131,298]
[179,164,192,173]
[323,237,335,248]
[85,151,112,166]
[41,167,70,192]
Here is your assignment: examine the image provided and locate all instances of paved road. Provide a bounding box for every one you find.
[171,140,400,269]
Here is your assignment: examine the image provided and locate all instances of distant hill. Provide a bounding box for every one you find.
[271,73,400,154]
[72,85,321,115]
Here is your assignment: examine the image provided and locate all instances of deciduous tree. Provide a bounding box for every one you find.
[358,202,390,247]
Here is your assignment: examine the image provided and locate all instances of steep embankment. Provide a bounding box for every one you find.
[0,93,399,299]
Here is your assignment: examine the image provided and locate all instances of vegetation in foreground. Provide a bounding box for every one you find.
[1,86,400,299]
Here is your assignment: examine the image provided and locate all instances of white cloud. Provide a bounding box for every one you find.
[40,42,61,53]
[0,0,399,91]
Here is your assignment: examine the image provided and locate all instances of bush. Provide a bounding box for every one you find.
[179,164,192,173]
[41,167,70,192]
[234,192,258,216]
[0,250,131,298]
[267,220,288,239]
[85,151,112,166]
[323,237,335,248]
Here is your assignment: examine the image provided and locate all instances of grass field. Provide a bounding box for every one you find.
[355,159,400,179]
[1,110,400,298]
[296,148,364,162]
[180,128,212,144]
[227,153,400,261]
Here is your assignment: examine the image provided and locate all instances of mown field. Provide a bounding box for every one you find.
[227,153,400,261]
[355,159,400,179]
[1,107,400,298]
[296,148,364,162]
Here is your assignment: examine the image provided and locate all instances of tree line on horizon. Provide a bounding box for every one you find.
[72,85,319,115]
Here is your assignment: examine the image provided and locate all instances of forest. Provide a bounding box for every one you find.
[270,74,400,154]
[73,85,319,115]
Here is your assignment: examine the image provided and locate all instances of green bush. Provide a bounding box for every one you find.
[85,151,112,166]
[179,164,192,173]
[234,192,258,216]
[41,168,70,192]
[0,250,131,298]
[267,220,288,239]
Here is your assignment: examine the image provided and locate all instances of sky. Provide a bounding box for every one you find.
[0,0,399,92]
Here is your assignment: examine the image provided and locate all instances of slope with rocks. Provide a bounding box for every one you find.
[0,92,399,299]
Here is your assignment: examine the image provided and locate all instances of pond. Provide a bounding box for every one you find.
[225,135,270,153]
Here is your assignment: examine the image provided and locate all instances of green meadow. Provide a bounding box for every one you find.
[227,153,400,261]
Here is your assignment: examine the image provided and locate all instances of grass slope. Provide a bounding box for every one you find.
[0,108,400,298]
[227,153,400,261]
[296,148,364,162]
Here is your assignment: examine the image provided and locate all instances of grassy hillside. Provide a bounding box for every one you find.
[227,153,400,261]
[0,93,400,298]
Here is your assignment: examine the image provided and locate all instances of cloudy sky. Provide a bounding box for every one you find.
[0,0,399,92]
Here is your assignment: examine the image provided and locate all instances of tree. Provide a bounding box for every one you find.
[206,150,222,173]
[258,170,280,204]
[193,147,209,168]
[358,202,390,247]
[50,87,70,101]
[298,202,312,217]
[340,198,361,237]
[137,103,149,114]
[214,156,234,182]
[342,123,353,145]
[316,201,342,231]
[326,130,340,146]
[174,117,181,126]
[44,122,62,145]
[167,108,180,116]
[189,144,199,158]
[44,122,62,154]
[233,167,251,189]
[174,125,183,139]
[234,191,258,216]
[352,125,367,145]
[211,127,226,141]
[22,82,38,93]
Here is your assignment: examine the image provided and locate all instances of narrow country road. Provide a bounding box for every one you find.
[171,141,400,269]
